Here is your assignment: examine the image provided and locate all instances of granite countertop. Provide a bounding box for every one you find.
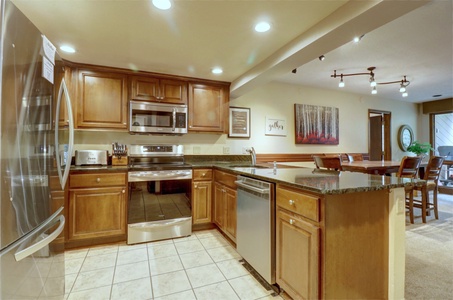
[213,165,425,195]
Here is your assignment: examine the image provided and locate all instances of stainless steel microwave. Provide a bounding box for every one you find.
[129,100,188,134]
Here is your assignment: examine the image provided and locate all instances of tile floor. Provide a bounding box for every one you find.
[64,229,283,300]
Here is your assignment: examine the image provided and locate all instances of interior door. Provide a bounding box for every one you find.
[369,115,383,160]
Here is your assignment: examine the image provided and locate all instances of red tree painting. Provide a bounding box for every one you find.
[294,104,339,145]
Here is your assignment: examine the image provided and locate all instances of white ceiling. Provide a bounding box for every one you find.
[11,0,453,104]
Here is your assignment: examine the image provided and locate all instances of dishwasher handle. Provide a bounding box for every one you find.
[235,180,270,194]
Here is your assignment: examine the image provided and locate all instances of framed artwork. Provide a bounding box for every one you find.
[265,116,287,136]
[229,107,250,138]
[294,104,339,145]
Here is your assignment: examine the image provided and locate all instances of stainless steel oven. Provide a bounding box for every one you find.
[127,144,192,244]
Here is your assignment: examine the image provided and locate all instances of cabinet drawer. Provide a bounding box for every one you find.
[193,169,213,181]
[214,170,237,189]
[277,186,320,222]
[70,173,126,188]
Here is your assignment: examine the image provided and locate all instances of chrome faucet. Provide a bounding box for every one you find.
[247,147,256,166]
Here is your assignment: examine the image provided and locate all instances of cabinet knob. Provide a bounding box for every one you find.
[289,219,295,225]
[194,184,198,188]
[122,190,125,193]
[202,173,206,177]
[96,178,101,183]
[289,199,295,205]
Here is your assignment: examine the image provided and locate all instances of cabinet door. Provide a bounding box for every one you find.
[68,186,127,241]
[276,208,320,300]
[78,70,128,129]
[160,79,187,104]
[213,182,225,228]
[224,187,237,240]
[192,181,212,224]
[188,83,228,133]
[130,76,159,101]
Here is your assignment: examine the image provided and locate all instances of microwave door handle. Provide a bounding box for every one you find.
[172,108,176,132]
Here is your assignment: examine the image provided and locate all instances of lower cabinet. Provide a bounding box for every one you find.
[67,171,127,248]
[192,169,213,225]
[213,170,237,242]
[276,207,320,300]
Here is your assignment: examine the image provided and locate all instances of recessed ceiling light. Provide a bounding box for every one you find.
[59,45,76,53]
[152,0,171,10]
[212,67,223,74]
[255,21,271,33]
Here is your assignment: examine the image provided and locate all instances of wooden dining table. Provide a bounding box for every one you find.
[342,160,402,175]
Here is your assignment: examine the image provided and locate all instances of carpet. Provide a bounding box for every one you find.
[405,192,453,299]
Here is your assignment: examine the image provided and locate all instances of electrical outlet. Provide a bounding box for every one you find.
[223,146,230,154]
[193,146,201,154]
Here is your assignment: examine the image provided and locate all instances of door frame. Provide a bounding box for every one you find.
[368,109,392,161]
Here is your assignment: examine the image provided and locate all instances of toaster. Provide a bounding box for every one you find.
[75,150,108,166]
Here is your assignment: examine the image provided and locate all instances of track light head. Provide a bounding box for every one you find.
[319,55,325,61]
[292,68,297,74]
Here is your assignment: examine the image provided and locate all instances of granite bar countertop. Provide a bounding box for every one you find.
[213,165,425,195]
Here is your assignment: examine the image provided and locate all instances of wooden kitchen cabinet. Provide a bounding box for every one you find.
[276,184,394,299]
[188,82,229,133]
[192,169,212,225]
[130,75,187,104]
[213,170,237,242]
[276,204,320,300]
[67,171,127,248]
[77,69,128,130]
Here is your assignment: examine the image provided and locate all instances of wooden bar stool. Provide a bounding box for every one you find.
[313,155,343,171]
[396,156,423,223]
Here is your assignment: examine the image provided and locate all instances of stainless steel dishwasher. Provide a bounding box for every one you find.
[235,175,276,285]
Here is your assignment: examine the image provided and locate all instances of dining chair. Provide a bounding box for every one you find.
[313,155,343,171]
[410,156,445,223]
[396,156,422,223]
[346,153,364,162]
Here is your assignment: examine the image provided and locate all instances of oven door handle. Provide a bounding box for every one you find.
[172,108,176,132]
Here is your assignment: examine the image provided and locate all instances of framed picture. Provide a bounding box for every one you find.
[229,107,250,138]
[294,104,339,144]
[265,116,287,136]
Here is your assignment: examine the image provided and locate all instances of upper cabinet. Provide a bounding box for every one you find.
[77,69,128,130]
[188,82,230,133]
[130,75,187,105]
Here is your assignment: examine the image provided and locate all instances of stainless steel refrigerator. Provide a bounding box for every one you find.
[0,0,74,298]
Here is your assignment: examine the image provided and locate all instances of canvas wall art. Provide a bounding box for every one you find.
[294,104,339,145]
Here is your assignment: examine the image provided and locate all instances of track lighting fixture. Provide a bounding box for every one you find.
[331,68,410,97]
[292,68,297,74]
[319,55,325,61]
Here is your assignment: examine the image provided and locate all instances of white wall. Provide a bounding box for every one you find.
[73,81,420,161]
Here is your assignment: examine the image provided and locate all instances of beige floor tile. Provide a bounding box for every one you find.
[229,274,272,300]
[154,289,197,300]
[174,239,204,254]
[179,250,214,269]
[207,245,241,262]
[110,277,152,300]
[172,234,199,243]
[64,248,88,260]
[71,267,114,292]
[67,285,111,300]
[193,281,240,300]
[79,252,117,273]
[87,245,119,257]
[65,273,77,294]
[194,229,222,240]
[64,258,84,275]
[216,258,249,279]
[147,243,178,259]
[118,242,147,252]
[151,270,192,298]
[185,263,226,288]
[114,261,150,283]
[199,235,230,249]
[116,247,148,265]
[149,255,184,276]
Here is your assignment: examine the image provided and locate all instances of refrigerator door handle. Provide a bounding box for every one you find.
[14,215,65,262]
[55,78,74,189]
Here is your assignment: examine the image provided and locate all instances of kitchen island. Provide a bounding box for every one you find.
[210,165,422,300]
